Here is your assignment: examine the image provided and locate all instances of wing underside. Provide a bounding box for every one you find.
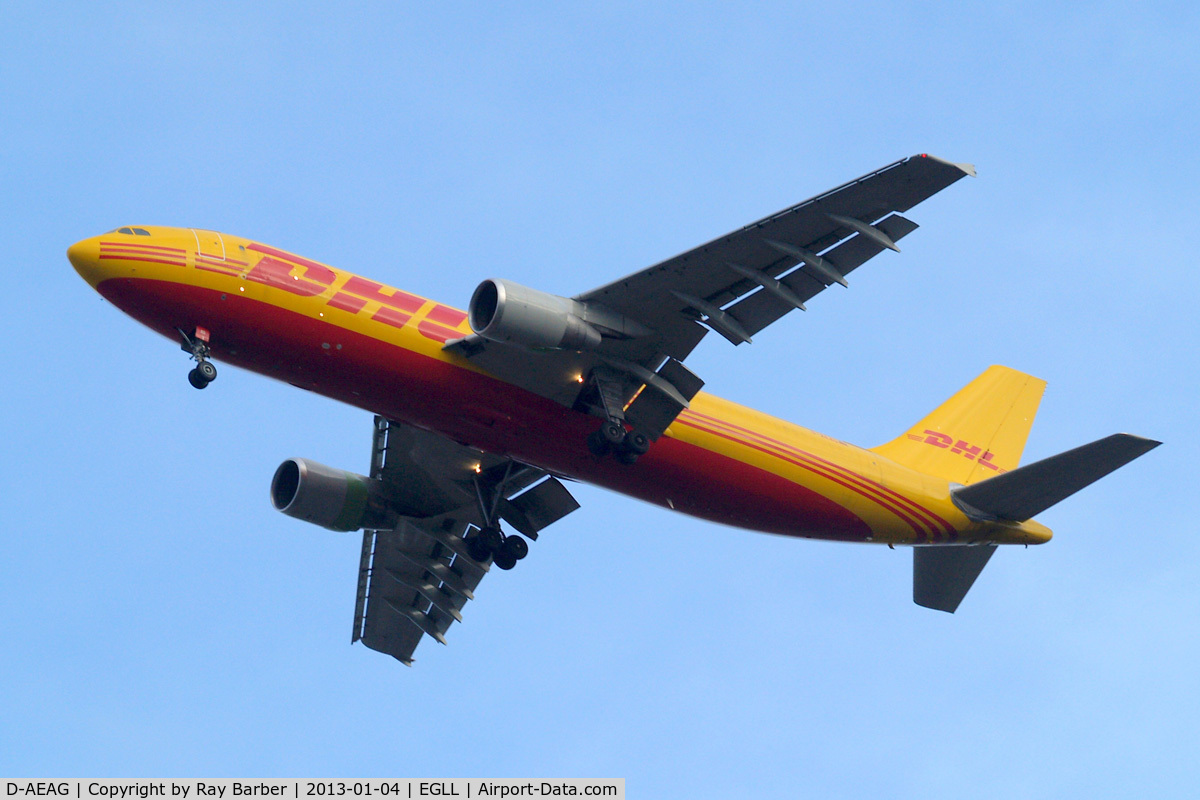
[446,154,975,440]
[354,517,485,664]
[577,154,974,352]
[351,417,579,665]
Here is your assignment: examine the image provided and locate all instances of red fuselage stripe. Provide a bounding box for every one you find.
[99,254,186,268]
[99,242,186,253]
[680,408,955,540]
[676,414,935,540]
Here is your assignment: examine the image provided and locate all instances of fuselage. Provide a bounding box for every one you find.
[68,226,1051,547]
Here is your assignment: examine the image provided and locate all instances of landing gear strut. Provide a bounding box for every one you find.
[179,327,217,390]
[462,464,531,569]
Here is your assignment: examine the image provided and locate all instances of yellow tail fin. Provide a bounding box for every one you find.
[872,365,1046,485]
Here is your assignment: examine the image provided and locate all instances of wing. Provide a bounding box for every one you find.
[577,154,975,350]
[352,417,580,665]
[448,154,974,439]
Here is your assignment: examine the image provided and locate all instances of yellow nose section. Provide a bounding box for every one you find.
[67,236,105,288]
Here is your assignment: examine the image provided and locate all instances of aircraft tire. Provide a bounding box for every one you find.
[625,431,650,455]
[478,525,504,555]
[188,368,209,390]
[616,449,639,465]
[601,421,626,446]
[501,534,529,561]
[492,551,517,570]
[465,534,492,563]
[586,430,610,456]
[197,360,218,382]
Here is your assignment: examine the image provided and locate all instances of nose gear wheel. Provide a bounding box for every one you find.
[178,327,218,389]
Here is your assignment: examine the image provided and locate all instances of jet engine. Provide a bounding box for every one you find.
[270,458,393,532]
[468,278,602,351]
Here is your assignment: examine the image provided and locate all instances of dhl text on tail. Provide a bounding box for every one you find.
[67,154,1159,665]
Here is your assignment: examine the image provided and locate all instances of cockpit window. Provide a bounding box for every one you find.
[117,227,134,235]
[132,228,150,236]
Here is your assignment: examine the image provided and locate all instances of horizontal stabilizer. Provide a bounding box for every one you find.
[914,545,997,613]
[952,434,1160,522]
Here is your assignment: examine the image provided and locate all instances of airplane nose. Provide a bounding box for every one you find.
[67,236,105,288]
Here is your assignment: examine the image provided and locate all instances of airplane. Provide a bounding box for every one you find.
[67,154,1159,666]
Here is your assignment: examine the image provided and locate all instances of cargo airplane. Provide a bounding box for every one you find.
[68,154,1158,665]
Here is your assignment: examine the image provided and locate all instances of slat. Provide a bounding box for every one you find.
[351,531,375,643]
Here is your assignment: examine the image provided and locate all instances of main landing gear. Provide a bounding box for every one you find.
[465,524,529,570]
[586,421,649,464]
[179,327,218,390]
[580,369,650,465]
[462,463,531,570]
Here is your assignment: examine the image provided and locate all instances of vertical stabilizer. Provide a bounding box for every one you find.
[872,365,1046,485]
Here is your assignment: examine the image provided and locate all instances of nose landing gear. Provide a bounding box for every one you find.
[179,327,218,390]
[187,361,218,389]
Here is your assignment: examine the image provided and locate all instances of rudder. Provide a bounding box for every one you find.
[872,365,1046,485]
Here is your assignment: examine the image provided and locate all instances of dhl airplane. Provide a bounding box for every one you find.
[68,154,1158,665]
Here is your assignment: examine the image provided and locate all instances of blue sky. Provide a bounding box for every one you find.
[2,2,1197,796]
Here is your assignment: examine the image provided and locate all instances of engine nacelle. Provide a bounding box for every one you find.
[468,278,602,351]
[270,458,392,532]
